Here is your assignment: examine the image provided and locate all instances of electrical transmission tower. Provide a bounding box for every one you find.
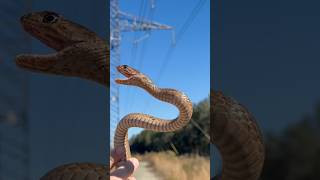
[110,0,172,146]
[0,1,31,180]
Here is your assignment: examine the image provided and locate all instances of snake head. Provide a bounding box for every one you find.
[17,11,100,68]
[19,11,99,51]
[116,65,154,88]
[115,65,140,84]
[16,11,107,85]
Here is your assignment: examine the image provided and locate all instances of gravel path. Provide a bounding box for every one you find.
[133,161,161,180]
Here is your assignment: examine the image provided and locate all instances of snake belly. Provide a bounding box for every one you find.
[212,91,265,180]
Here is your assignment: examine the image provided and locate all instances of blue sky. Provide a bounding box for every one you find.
[112,0,210,139]
[0,0,209,179]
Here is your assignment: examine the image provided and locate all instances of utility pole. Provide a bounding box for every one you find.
[110,0,172,146]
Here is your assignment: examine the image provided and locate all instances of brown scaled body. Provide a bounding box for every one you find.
[212,91,265,180]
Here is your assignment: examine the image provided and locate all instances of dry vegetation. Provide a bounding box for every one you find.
[135,151,210,180]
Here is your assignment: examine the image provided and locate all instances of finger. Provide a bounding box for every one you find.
[128,158,139,171]
[109,176,136,180]
[111,147,126,164]
[109,176,122,180]
[110,156,115,169]
[110,160,135,179]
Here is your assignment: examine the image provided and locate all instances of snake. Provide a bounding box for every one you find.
[212,91,265,180]
[15,11,193,179]
[112,65,193,165]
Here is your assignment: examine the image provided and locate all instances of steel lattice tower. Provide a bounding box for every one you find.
[0,1,31,180]
[110,0,172,146]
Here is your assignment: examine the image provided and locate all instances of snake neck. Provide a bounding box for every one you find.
[139,81,193,129]
[85,41,109,86]
[58,41,109,86]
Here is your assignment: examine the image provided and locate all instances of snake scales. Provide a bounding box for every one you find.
[15,11,193,179]
[113,65,193,164]
[212,91,265,180]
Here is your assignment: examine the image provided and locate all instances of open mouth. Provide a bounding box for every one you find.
[115,65,139,84]
[15,54,57,71]
[15,39,59,72]
[15,19,60,71]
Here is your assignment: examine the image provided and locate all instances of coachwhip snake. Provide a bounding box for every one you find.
[15,11,193,179]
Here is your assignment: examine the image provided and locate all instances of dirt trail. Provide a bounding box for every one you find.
[133,161,162,180]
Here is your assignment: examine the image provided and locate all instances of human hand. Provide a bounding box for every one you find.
[110,148,139,180]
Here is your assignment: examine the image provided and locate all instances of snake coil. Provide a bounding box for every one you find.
[212,91,265,180]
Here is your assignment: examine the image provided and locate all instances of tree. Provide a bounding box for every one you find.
[262,105,320,180]
[130,97,210,156]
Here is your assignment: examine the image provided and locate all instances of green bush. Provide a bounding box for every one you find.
[130,97,210,156]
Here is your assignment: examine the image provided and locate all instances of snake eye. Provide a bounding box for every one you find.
[123,65,128,69]
[43,13,59,24]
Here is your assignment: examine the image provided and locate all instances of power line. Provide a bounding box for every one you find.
[124,0,150,118]
[127,0,157,113]
[190,119,210,140]
[142,0,208,115]
[128,0,146,66]
[155,0,209,83]
[136,2,156,70]
[110,0,172,146]
[138,1,210,155]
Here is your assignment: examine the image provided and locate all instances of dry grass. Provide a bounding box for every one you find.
[135,151,210,180]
